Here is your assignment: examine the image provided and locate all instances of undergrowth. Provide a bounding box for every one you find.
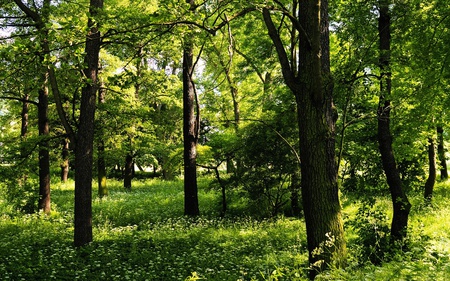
[0,178,450,280]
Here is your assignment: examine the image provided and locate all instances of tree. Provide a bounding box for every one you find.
[262,0,346,276]
[182,0,200,216]
[377,0,411,242]
[437,126,448,180]
[37,69,50,213]
[424,137,436,200]
[97,84,107,197]
[12,0,52,214]
[74,0,103,246]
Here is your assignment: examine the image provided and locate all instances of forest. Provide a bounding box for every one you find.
[0,0,450,280]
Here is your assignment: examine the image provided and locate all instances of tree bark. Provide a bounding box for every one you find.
[13,0,52,214]
[38,70,51,214]
[183,42,200,216]
[377,0,411,242]
[182,0,200,216]
[124,154,133,190]
[20,94,29,144]
[263,1,346,277]
[74,0,103,247]
[19,93,29,192]
[437,126,448,180]
[97,84,107,197]
[424,137,436,200]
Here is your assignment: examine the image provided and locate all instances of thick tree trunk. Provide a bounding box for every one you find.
[263,1,346,277]
[124,154,133,190]
[182,0,200,216]
[61,138,69,182]
[74,0,103,247]
[424,137,436,200]
[38,71,51,214]
[377,0,411,242]
[183,42,200,216]
[437,126,448,180]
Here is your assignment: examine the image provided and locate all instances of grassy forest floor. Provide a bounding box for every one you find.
[0,177,450,280]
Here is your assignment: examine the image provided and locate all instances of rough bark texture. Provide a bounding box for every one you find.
[38,71,51,214]
[183,41,200,216]
[263,1,346,277]
[377,0,411,242]
[74,0,103,247]
[182,0,200,217]
[424,138,436,200]
[437,126,448,180]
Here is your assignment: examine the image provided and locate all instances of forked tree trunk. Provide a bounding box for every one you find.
[424,137,436,200]
[263,0,346,277]
[437,126,448,180]
[74,0,103,247]
[377,0,411,242]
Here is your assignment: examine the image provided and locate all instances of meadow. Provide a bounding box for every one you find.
[1,177,450,280]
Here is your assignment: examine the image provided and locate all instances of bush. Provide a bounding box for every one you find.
[347,198,390,265]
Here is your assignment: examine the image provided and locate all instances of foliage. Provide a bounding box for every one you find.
[235,112,299,217]
[1,179,450,280]
[346,198,391,265]
[0,178,308,281]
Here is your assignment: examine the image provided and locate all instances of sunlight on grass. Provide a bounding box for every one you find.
[2,178,450,280]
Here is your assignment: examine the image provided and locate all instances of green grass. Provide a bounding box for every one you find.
[1,178,450,280]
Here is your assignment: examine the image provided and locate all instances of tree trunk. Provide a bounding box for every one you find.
[182,0,200,216]
[20,93,29,144]
[263,0,346,277]
[424,137,436,200]
[19,93,29,191]
[38,71,51,214]
[13,0,52,214]
[97,84,107,197]
[61,138,69,182]
[74,0,103,247]
[124,154,133,190]
[437,126,448,180]
[377,0,411,242]
[97,139,107,196]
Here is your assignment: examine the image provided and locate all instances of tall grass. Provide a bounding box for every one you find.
[1,177,450,280]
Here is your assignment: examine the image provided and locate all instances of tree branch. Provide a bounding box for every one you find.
[0,95,39,106]
[12,0,41,24]
[262,8,296,90]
